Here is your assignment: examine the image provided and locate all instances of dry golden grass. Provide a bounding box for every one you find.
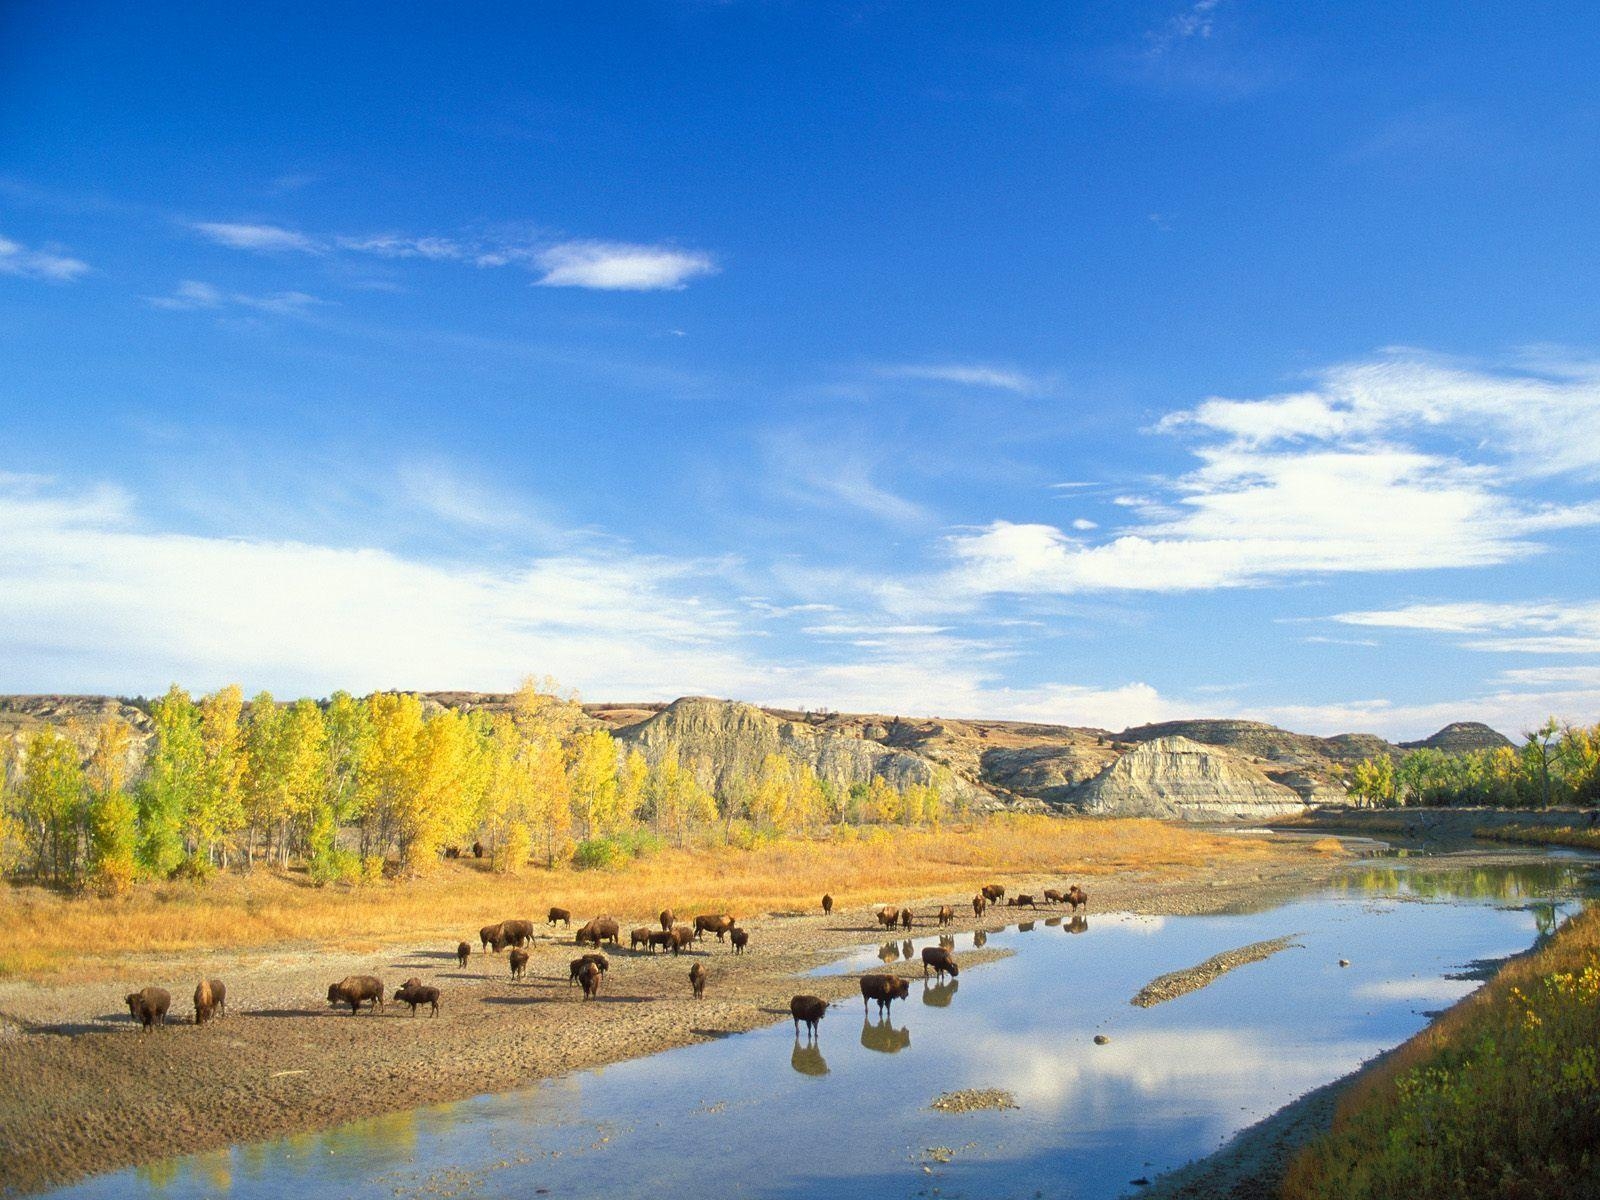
[0,815,1289,980]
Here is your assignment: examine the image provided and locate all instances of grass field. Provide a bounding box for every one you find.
[0,814,1293,980]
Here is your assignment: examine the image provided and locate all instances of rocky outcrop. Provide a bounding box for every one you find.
[1070,736,1308,821]
[0,695,152,772]
[614,696,992,808]
[1399,721,1514,754]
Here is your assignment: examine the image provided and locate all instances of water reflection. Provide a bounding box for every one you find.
[1045,916,1062,927]
[938,935,954,951]
[1337,858,1592,904]
[973,929,987,948]
[790,1040,829,1077]
[922,979,958,1008]
[1067,916,1088,935]
[901,940,914,961]
[1018,920,1036,933]
[859,1016,911,1054]
[877,942,898,964]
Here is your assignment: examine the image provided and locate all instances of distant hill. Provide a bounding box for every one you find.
[1398,721,1515,754]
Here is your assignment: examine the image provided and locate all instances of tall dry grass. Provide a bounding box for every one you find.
[0,815,1286,980]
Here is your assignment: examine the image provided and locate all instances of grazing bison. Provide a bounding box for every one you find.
[569,953,610,985]
[693,914,736,942]
[630,927,654,952]
[444,846,461,859]
[689,962,706,999]
[192,979,226,1025]
[821,893,834,916]
[790,994,827,1038]
[875,906,900,930]
[659,908,675,933]
[547,906,572,927]
[921,947,960,981]
[981,884,1005,903]
[499,919,536,948]
[509,948,529,980]
[730,928,749,955]
[393,982,440,1017]
[648,930,674,952]
[480,922,506,952]
[668,925,694,954]
[1043,888,1066,905]
[472,841,484,858]
[936,905,954,927]
[859,974,910,1016]
[576,916,621,946]
[126,987,171,1031]
[456,941,472,969]
[972,894,987,917]
[1066,885,1089,913]
[577,961,602,999]
[327,975,384,1015]
[1012,894,1037,909]
[899,907,913,931]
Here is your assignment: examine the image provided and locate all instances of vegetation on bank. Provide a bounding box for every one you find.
[1477,824,1600,853]
[0,813,1287,979]
[1282,903,1600,1200]
[0,679,958,895]
[1347,718,1600,808]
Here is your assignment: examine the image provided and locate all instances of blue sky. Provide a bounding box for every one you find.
[2,1,1598,738]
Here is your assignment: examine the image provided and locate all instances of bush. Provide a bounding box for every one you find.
[572,830,665,870]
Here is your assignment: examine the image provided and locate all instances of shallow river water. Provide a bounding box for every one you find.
[49,851,1594,1200]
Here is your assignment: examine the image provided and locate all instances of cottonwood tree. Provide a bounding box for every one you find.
[139,685,204,877]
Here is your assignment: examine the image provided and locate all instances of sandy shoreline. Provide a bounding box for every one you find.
[0,847,1365,1196]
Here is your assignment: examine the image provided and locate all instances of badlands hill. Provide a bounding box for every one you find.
[0,692,1511,822]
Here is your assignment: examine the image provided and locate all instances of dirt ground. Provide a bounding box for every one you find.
[0,848,1351,1196]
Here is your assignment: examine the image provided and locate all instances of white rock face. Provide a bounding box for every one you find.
[1071,735,1308,821]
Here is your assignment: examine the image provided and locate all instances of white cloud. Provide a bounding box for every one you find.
[335,234,465,260]
[1071,518,1099,531]
[0,233,90,282]
[1331,601,1600,654]
[880,363,1041,393]
[396,461,554,534]
[147,279,324,317]
[533,241,717,291]
[1352,977,1477,1004]
[192,222,320,253]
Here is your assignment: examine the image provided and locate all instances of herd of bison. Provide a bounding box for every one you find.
[120,881,1089,1046]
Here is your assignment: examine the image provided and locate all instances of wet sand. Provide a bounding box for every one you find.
[0,852,1352,1196]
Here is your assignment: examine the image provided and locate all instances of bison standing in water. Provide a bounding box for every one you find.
[821,893,833,916]
[126,987,171,1031]
[393,982,441,1017]
[327,975,384,1015]
[577,961,602,999]
[456,941,472,969]
[859,974,911,1016]
[192,979,227,1025]
[689,962,706,999]
[730,929,750,955]
[921,947,960,981]
[790,994,827,1038]
[509,948,529,980]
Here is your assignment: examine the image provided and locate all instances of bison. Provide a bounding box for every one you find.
[576,916,621,947]
[509,948,529,980]
[630,927,655,952]
[456,940,472,969]
[730,928,749,955]
[328,975,384,1015]
[1043,888,1066,905]
[648,930,674,952]
[393,982,440,1017]
[499,919,536,948]
[972,894,987,918]
[689,962,706,999]
[1012,894,1037,909]
[790,994,828,1038]
[821,893,833,916]
[899,907,913,931]
[936,905,954,927]
[479,922,506,952]
[659,908,675,932]
[548,906,572,927]
[981,884,1005,903]
[192,979,226,1025]
[921,946,960,981]
[668,925,694,954]
[569,953,610,985]
[471,840,484,858]
[693,914,736,942]
[875,906,900,930]
[859,973,910,1016]
[577,961,602,999]
[125,987,171,1032]
[1066,885,1089,912]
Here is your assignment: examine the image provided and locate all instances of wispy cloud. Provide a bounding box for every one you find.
[334,233,466,260]
[147,279,325,317]
[1148,0,1222,54]
[532,240,717,291]
[880,363,1043,393]
[192,221,321,253]
[0,233,90,282]
[1330,600,1600,655]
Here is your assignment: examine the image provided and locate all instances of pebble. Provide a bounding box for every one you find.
[1093,1034,1110,1045]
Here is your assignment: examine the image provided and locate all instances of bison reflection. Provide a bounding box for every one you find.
[878,942,900,964]
[922,978,958,1008]
[973,930,988,948]
[1018,921,1036,933]
[1066,915,1089,935]
[860,1015,911,1054]
[790,1040,829,1077]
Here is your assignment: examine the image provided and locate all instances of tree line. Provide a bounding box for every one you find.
[0,680,955,894]
[1347,718,1600,808]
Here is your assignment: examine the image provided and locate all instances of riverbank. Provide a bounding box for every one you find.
[0,824,1340,1197]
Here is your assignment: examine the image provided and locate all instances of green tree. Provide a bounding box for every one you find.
[139,685,204,877]
[16,727,87,885]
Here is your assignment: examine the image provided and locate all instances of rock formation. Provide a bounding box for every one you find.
[1070,736,1308,821]
[1398,721,1515,754]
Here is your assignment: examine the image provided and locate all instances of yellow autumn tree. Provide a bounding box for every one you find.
[567,728,622,839]
[195,685,246,866]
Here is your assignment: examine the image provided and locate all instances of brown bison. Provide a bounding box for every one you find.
[1011,894,1037,909]
[630,927,655,951]
[125,987,171,1031]
[479,922,506,952]
[921,946,960,981]
[328,975,384,1015]
[981,884,1005,902]
[972,894,987,917]
[444,846,461,859]
[689,962,706,999]
[693,914,737,942]
[1043,888,1066,905]
[456,941,472,969]
[577,961,602,999]
[875,906,900,930]
[547,906,572,927]
[509,948,529,980]
[576,916,621,946]
[936,905,954,927]
[668,925,694,954]
[859,973,911,1016]
[648,930,674,952]
[472,840,484,858]
[730,928,750,955]
[499,919,536,948]
[821,893,833,916]
[790,994,827,1038]
[899,907,913,931]
[193,979,226,1025]
[568,953,609,985]
[659,908,675,932]
[393,982,440,1017]
[1066,885,1089,912]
